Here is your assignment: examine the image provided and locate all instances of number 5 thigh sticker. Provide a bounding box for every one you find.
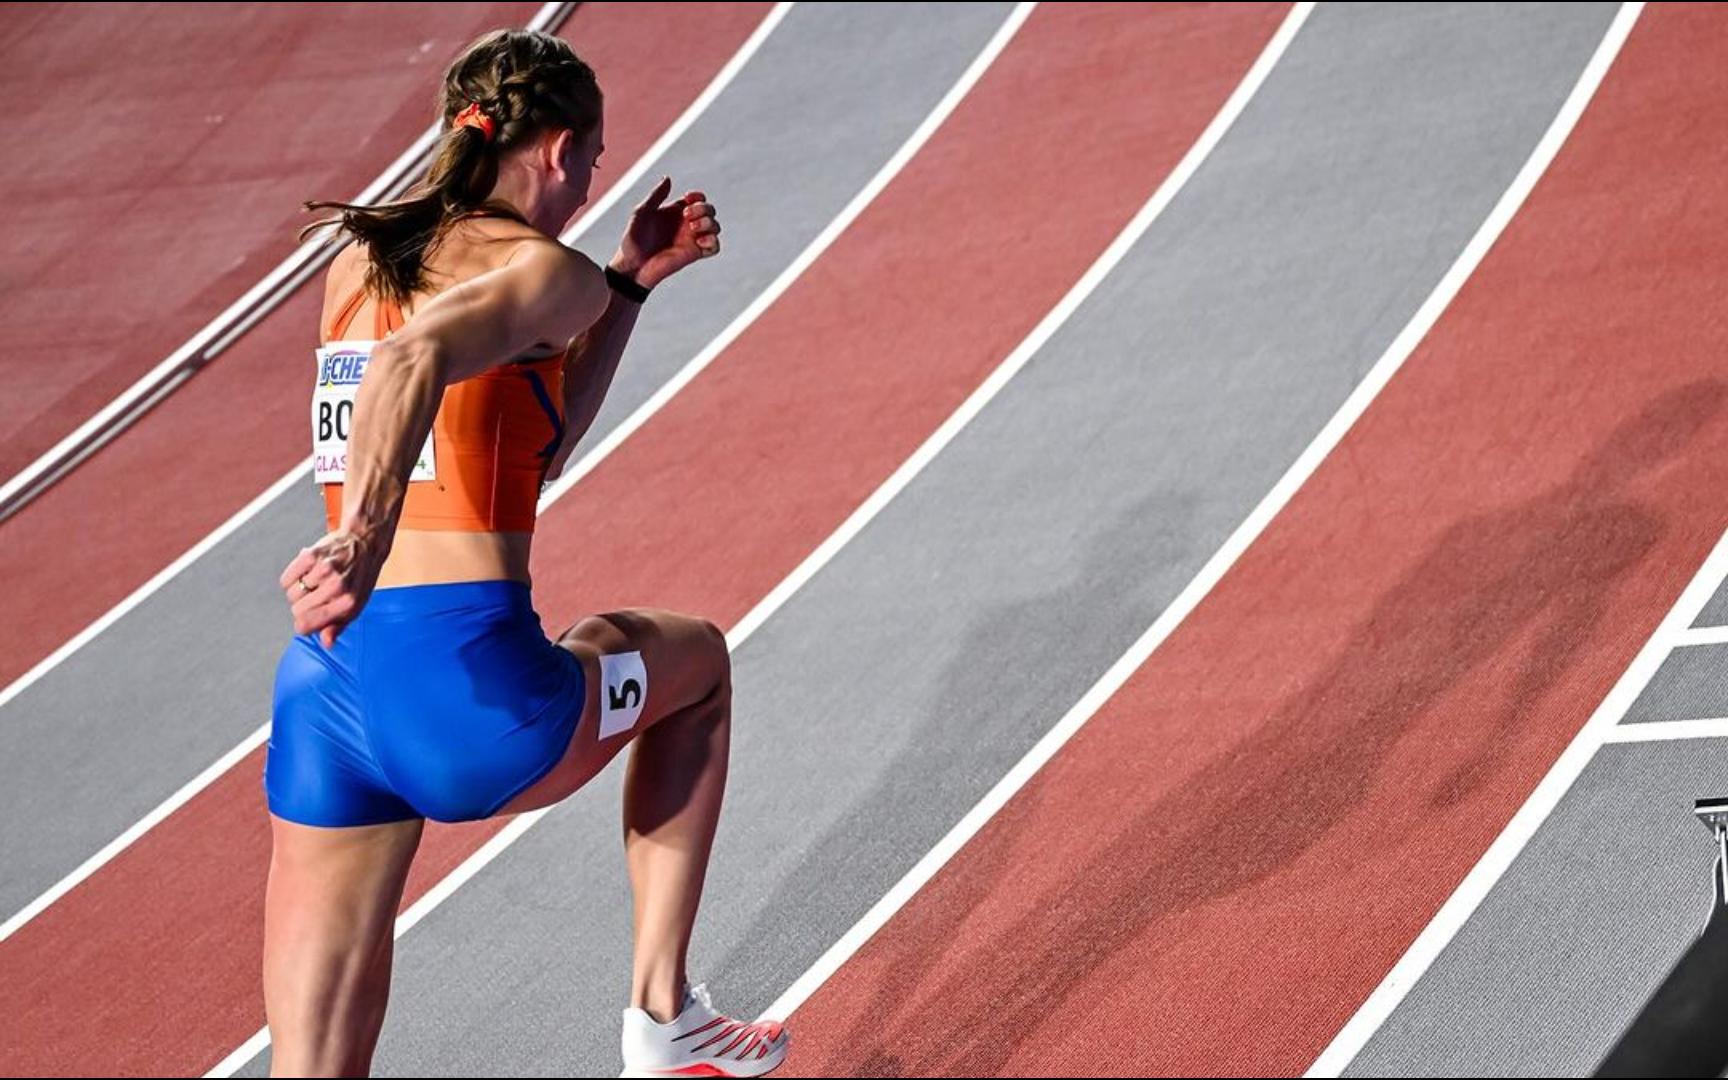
[598,651,648,739]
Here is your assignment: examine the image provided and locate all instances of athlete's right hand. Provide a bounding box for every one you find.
[278,529,382,648]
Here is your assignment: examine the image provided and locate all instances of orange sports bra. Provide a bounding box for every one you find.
[318,284,567,533]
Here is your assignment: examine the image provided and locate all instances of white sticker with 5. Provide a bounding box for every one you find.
[598,651,649,739]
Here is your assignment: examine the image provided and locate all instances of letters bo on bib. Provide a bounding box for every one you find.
[312,341,437,483]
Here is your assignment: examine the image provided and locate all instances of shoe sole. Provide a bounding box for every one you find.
[619,1045,788,1078]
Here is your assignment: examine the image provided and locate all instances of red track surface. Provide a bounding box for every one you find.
[0,1,774,689]
[0,5,1288,1073]
[0,1,539,481]
[784,6,1728,1075]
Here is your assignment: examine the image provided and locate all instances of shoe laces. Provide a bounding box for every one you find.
[685,982,716,1014]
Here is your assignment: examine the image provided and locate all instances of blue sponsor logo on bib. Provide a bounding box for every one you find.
[317,350,370,387]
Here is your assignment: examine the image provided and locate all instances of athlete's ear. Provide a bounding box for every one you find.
[546,127,578,182]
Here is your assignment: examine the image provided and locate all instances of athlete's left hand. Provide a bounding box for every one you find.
[278,529,382,648]
[612,175,721,289]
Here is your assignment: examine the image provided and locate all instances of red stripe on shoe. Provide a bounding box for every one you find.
[672,1017,728,1042]
[692,1023,742,1053]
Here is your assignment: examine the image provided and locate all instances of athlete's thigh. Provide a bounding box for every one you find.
[265,816,424,942]
[495,607,727,816]
[263,816,424,1028]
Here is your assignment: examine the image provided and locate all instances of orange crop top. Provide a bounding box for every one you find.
[318,286,567,533]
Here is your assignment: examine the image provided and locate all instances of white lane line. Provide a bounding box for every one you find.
[767,0,1642,1034]
[1309,523,1725,1077]
[0,726,271,946]
[0,463,312,714]
[205,6,1038,1074]
[0,2,576,523]
[1602,717,1728,744]
[749,0,1325,1024]
[1303,9,1707,1075]
[0,1,792,716]
[1669,623,1728,648]
[0,2,793,943]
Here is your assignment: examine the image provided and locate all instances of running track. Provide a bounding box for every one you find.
[787,3,1728,1075]
[4,3,1726,1077]
[0,0,772,689]
[0,2,537,481]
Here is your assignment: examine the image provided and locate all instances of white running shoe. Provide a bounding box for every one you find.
[619,983,789,1078]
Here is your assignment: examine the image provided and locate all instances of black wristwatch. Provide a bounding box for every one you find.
[605,264,652,303]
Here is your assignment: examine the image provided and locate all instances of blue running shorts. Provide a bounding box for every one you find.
[264,579,586,826]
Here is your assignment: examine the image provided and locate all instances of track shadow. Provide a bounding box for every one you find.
[710,481,1212,1012]
[790,380,1724,1076]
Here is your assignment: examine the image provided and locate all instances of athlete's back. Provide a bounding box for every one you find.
[314,217,597,588]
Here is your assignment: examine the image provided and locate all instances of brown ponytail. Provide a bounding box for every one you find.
[301,29,602,305]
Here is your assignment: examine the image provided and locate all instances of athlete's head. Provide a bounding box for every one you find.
[303,28,603,304]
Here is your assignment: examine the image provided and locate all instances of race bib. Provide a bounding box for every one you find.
[311,341,436,483]
[598,651,649,739]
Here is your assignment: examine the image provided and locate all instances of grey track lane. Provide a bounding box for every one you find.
[0,0,1017,924]
[1353,569,1728,1075]
[1692,573,1728,627]
[1619,575,1728,725]
[1342,738,1728,1077]
[288,5,1619,1076]
[1622,644,1728,725]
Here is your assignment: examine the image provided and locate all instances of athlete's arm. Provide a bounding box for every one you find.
[544,178,723,483]
[341,242,605,534]
[543,280,643,484]
[282,241,607,644]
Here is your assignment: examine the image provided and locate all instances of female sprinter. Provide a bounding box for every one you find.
[263,28,785,1079]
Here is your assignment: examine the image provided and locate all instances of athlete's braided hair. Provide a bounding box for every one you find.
[302,29,602,304]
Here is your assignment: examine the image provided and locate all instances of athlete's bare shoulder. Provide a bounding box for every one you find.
[429,214,600,293]
[496,236,607,343]
[319,243,369,334]
[329,240,367,278]
[505,231,604,284]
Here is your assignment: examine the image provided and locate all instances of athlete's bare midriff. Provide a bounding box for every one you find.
[320,216,567,590]
[374,527,533,588]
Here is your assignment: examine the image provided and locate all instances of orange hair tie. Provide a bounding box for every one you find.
[453,102,496,143]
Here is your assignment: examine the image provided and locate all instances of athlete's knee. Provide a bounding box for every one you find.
[697,616,730,688]
[673,614,730,718]
[648,608,727,689]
